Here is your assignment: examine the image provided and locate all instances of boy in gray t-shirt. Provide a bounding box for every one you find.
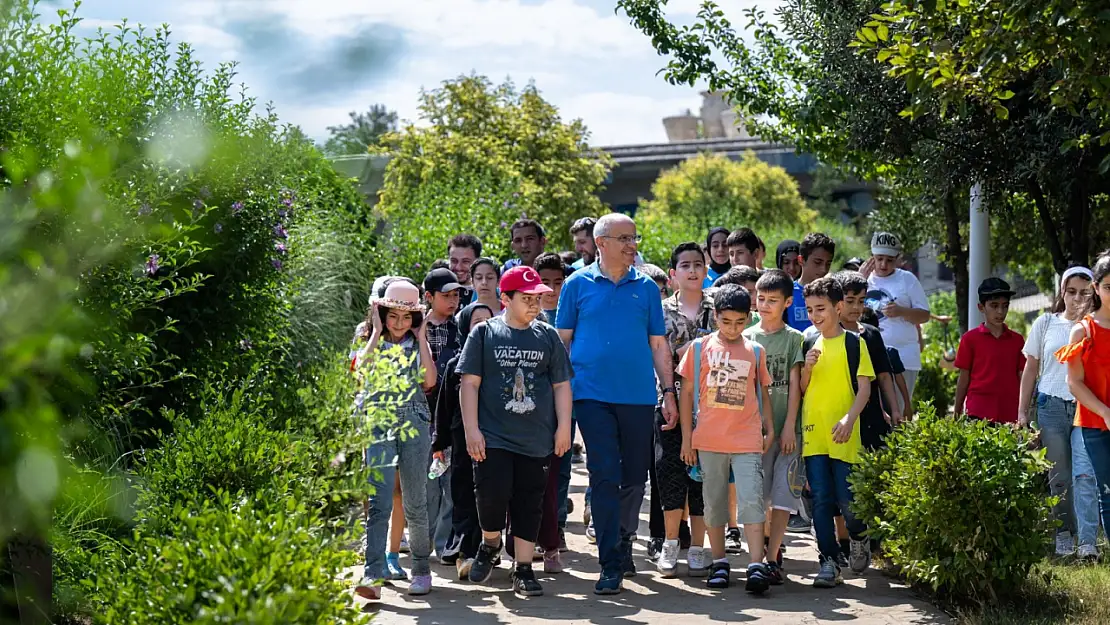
[457,266,572,597]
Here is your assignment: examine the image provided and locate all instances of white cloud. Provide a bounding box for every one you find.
[561,91,703,145]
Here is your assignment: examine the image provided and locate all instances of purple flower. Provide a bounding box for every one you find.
[192,199,203,210]
[274,241,287,254]
[273,223,288,239]
[231,201,244,215]
[414,262,422,269]
[272,258,283,270]
[500,221,508,228]
[137,203,152,216]
[239,338,253,351]
[281,197,293,207]
[145,254,160,277]
[503,200,510,208]
[214,223,223,233]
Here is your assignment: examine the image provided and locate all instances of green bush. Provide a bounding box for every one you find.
[851,404,1055,602]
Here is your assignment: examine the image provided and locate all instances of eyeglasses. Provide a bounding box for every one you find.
[600,234,643,245]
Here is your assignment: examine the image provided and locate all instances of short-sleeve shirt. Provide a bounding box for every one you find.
[802,332,875,463]
[866,269,930,371]
[678,334,772,454]
[787,281,811,331]
[1024,313,1079,400]
[555,264,666,405]
[456,316,571,458]
[954,324,1025,423]
[661,292,717,398]
[743,323,804,437]
[702,266,725,289]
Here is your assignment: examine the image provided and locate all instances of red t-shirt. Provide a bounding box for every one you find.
[954,324,1025,422]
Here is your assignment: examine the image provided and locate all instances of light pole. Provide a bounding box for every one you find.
[967,182,989,328]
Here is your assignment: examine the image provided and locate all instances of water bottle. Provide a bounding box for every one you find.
[428,454,451,480]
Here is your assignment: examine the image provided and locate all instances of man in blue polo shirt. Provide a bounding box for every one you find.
[787,232,836,331]
[556,213,678,595]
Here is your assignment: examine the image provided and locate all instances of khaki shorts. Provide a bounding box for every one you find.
[699,451,765,527]
[763,443,805,514]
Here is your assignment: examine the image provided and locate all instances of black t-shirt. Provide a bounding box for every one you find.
[858,323,892,449]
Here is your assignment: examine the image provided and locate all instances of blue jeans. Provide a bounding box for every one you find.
[1071,427,1101,548]
[805,454,866,561]
[1080,427,1110,541]
[365,404,432,579]
[575,400,654,574]
[426,461,454,555]
[1038,393,1076,535]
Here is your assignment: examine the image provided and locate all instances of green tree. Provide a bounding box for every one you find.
[376,75,613,252]
[322,104,397,156]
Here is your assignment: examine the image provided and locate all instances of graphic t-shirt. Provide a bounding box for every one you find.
[866,269,929,370]
[743,324,805,437]
[677,334,772,454]
[787,281,812,331]
[801,332,875,463]
[457,316,571,458]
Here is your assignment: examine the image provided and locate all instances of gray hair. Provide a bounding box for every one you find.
[593,212,635,240]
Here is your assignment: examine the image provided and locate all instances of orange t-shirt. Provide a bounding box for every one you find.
[678,334,772,453]
[1056,316,1110,431]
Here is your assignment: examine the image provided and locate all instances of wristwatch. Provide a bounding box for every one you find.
[662,387,677,396]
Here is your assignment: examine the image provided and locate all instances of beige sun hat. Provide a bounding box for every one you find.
[378,280,424,312]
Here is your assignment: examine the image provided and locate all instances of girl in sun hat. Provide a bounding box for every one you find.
[354,279,438,600]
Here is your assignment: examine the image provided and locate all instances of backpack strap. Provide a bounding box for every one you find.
[846,331,861,395]
[752,342,763,414]
[803,331,819,357]
[693,337,703,425]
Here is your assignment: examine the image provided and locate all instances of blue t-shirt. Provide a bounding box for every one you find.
[502,258,523,274]
[571,258,585,270]
[555,264,666,405]
[787,280,812,331]
[702,266,724,289]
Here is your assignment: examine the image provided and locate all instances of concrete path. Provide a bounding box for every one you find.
[351,458,950,625]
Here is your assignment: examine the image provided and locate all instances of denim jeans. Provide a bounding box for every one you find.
[575,400,654,574]
[805,454,866,561]
[1072,427,1101,548]
[426,460,454,555]
[365,403,432,579]
[1038,393,1076,535]
[1081,427,1110,542]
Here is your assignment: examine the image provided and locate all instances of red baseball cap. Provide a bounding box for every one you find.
[499,266,552,295]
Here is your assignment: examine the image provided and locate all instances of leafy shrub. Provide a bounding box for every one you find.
[94,494,367,625]
[851,404,1054,603]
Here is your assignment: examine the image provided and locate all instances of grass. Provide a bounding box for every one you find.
[957,561,1110,624]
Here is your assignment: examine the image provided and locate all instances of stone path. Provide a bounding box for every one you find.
[350,459,950,625]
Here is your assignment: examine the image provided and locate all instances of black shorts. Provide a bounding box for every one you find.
[473,447,550,543]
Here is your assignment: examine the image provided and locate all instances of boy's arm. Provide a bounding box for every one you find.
[679,379,696,465]
[460,374,485,461]
[761,384,775,450]
[878,371,902,425]
[832,375,871,443]
[553,380,572,456]
[780,363,802,453]
[895,372,913,420]
[953,369,971,418]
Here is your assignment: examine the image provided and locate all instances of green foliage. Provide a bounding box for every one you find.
[376,75,612,253]
[851,404,1055,603]
[322,104,398,156]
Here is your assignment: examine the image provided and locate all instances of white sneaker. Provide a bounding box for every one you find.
[1055,531,1076,557]
[658,540,680,578]
[849,538,870,574]
[687,546,709,577]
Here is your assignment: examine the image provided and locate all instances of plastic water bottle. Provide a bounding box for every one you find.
[428,455,451,480]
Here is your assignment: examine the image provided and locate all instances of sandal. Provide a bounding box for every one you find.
[706,561,731,590]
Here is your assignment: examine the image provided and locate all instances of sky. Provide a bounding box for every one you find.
[66,0,776,147]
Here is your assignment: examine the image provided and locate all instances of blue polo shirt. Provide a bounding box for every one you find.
[556,263,665,405]
[787,280,812,331]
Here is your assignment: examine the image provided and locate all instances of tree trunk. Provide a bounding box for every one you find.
[942,191,970,333]
[1027,179,1068,274]
[3,535,51,625]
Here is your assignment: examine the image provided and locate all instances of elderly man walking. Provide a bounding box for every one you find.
[555,213,678,595]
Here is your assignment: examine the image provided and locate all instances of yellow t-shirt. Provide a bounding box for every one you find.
[801,332,875,463]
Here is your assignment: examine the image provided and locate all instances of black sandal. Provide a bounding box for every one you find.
[707,561,731,589]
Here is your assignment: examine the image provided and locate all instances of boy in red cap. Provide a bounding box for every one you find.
[457,266,573,597]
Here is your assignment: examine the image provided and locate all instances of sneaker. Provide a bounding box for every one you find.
[533,544,545,562]
[512,565,544,597]
[469,541,502,584]
[745,562,771,595]
[559,527,569,553]
[572,443,585,464]
[706,560,731,590]
[583,500,591,527]
[354,577,382,601]
[657,540,680,578]
[765,561,785,586]
[687,546,709,577]
[1056,531,1076,557]
[408,574,432,595]
[849,538,871,574]
[620,538,637,578]
[679,520,692,550]
[544,548,564,574]
[1078,543,1100,563]
[725,527,744,554]
[836,551,850,571]
[439,551,459,566]
[586,520,596,544]
[814,556,843,588]
[385,552,408,581]
[594,570,622,595]
[456,557,475,580]
[441,534,463,564]
[787,514,812,533]
[399,532,410,553]
[647,537,664,562]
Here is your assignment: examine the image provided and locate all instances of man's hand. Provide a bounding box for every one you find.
[805,348,821,370]
[779,428,797,454]
[661,392,679,430]
[554,424,572,457]
[465,426,486,462]
[831,415,854,444]
[680,441,698,467]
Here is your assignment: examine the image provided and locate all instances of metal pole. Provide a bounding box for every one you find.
[968,182,990,327]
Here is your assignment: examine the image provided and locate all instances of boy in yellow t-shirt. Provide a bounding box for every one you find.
[800,277,874,588]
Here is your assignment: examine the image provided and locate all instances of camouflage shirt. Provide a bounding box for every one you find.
[660,292,717,398]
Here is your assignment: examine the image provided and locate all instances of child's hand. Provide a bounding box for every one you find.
[762,431,775,453]
[554,425,572,457]
[465,426,486,462]
[680,441,697,467]
[371,301,383,334]
[779,429,797,454]
[805,348,821,369]
[432,450,446,463]
[831,415,854,444]
[416,316,430,342]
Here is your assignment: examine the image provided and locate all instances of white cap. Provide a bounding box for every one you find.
[871,232,901,257]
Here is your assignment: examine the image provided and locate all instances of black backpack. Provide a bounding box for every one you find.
[803,330,861,394]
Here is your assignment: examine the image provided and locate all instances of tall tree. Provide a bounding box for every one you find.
[322,104,397,156]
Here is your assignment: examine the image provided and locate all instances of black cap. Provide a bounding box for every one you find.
[843,257,864,270]
[977,277,1015,302]
[423,267,466,294]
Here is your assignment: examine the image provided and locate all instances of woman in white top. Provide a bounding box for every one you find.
[1018,266,1096,559]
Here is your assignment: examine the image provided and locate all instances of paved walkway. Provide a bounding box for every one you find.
[351,458,950,625]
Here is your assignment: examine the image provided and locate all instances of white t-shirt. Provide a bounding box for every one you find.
[1023,313,1078,400]
[866,269,930,371]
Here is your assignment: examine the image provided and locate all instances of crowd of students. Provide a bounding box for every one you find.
[349,212,1110,602]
